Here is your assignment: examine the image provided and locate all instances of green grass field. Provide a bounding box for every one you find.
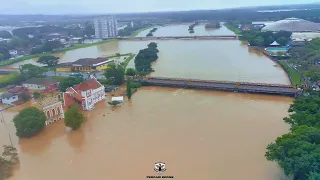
[278,60,301,86]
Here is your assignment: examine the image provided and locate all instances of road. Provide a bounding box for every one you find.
[45,71,106,79]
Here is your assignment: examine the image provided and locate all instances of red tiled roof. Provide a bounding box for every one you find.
[8,87,28,95]
[73,78,101,91]
[63,93,81,110]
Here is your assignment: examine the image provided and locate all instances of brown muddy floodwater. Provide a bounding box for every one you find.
[0,87,291,180]
[8,24,290,85]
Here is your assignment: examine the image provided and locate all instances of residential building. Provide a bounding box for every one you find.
[1,93,19,105]
[56,57,114,72]
[83,39,101,44]
[94,16,118,38]
[9,50,17,56]
[8,86,28,95]
[22,78,60,91]
[63,76,105,111]
[37,96,64,125]
[69,37,83,44]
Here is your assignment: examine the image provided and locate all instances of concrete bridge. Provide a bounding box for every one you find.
[129,77,302,97]
[117,35,240,41]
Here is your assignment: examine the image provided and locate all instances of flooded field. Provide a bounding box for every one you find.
[0,87,291,180]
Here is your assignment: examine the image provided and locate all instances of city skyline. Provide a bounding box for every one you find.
[0,0,317,15]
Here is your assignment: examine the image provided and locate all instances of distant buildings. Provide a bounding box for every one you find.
[57,57,115,72]
[22,78,60,91]
[261,18,320,32]
[94,16,118,38]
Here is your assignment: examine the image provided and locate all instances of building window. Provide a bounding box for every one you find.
[52,109,56,116]
[47,111,50,118]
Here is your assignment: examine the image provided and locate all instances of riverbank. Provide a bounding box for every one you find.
[249,46,300,86]
[278,60,301,86]
[225,24,241,35]
[130,26,156,37]
[0,39,116,67]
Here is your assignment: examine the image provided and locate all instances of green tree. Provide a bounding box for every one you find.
[125,68,137,76]
[265,126,320,180]
[108,101,121,106]
[0,53,4,61]
[8,36,23,48]
[13,107,46,137]
[38,56,60,67]
[277,37,289,46]
[20,64,45,79]
[104,63,125,85]
[127,81,132,99]
[0,46,10,60]
[283,96,320,129]
[0,145,18,180]
[147,42,158,49]
[33,92,41,99]
[307,172,320,180]
[20,93,30,102]
[58,77,83,92]
[64,104,85,130]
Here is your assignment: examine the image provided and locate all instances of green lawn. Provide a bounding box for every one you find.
[225,24,241,35]
[122,54,136,69]
[278,60,301,86]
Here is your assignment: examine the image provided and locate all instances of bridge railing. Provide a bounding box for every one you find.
[147,77,293,88]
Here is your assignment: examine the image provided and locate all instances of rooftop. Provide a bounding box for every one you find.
[261,18,320,32]
[73,77,102,91]
[22,78,59,86]
[71,57,113,67]
[37,96,61,108]
[1,92,16,99]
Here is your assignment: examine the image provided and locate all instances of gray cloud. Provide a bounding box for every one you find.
[0,0,311,14]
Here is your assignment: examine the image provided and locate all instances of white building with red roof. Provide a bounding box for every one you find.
[63,76,105,111]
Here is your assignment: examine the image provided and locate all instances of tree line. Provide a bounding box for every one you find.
[134,42,159,72]
[240,30,292,46]
[287,38,320,84]
[146,28,158,37]
[118,22,152,37]
[188,22,199,33]
[265,90,320,180]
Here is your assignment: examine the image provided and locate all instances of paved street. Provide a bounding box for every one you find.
[45,71,106,79]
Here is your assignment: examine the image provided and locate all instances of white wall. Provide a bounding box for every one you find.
[22,83,46,90]
[2,95,18,105]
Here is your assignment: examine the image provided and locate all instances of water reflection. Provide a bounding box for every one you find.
[18,121,65,155]
[66,129,85,152]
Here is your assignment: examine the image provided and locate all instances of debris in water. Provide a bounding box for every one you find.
[66,127,72,132]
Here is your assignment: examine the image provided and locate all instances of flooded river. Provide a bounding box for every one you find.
[0,24,293,180]
[1,87,291,180]
[9,24,290,85]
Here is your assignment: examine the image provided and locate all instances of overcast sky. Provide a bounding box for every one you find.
[0,0,315,15]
